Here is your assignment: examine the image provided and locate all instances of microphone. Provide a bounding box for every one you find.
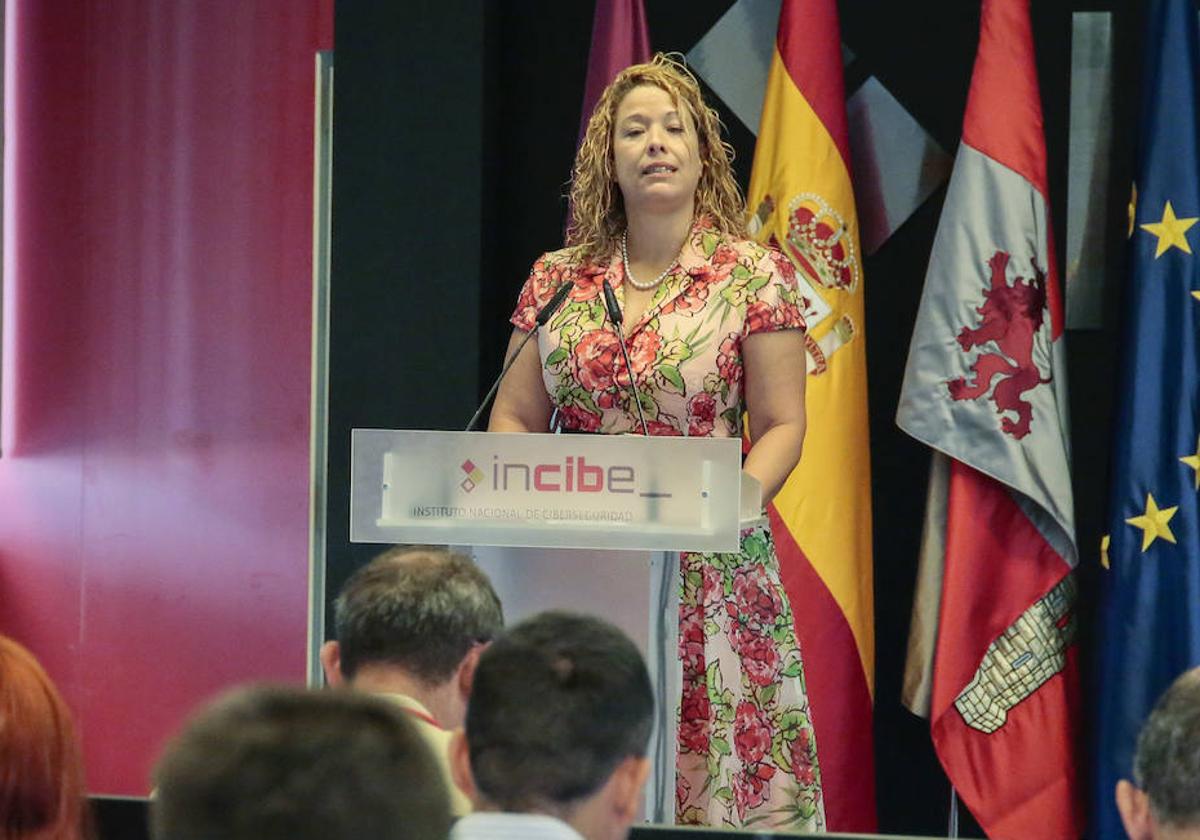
[601,279,650,436]
[465,282,573,431]
[536,281,574,327]
[601,280,623,328]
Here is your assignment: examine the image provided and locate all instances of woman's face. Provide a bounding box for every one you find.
[611,84,702,218]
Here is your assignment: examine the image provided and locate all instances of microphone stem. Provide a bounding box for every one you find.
[614,334,651,436]
[464,327,539,432]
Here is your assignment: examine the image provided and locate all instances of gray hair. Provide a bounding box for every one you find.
[1134,667,1200,828]
[333,545,503,684]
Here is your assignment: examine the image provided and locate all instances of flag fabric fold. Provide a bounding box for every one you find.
[570,0,651,237]
[1092,1,1200,837]
[895,1,1082,837]
[746,0,875,831]
[577,0,651,144]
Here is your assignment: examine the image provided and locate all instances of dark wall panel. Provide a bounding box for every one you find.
[326,0,485,607]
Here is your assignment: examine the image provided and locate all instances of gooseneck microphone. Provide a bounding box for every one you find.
[601,278,651,436]
[465,282,573,432]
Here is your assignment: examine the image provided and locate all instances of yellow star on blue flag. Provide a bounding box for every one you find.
[1125,493,1178,550]
[1140,200,1197,257]
[1094,2,1200,838]
[1180,435,1200,488]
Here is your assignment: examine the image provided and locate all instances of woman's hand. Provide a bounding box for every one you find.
[486,328,554,432]
[741,329,807,505]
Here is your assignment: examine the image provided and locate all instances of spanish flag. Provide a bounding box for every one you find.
[746,0,875,831]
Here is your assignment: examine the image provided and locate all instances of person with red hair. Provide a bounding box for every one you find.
[0,635,90,840]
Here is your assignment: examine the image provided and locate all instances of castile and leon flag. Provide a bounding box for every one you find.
[895,0,1083,838]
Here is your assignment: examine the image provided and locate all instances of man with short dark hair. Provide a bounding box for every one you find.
[152,685,451,840]
[1116,666,1200,839]
[320,545,504,815]
[450,610,653,840]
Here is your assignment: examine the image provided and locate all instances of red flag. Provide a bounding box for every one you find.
[577,0,651,144]
[896,1,1082,837]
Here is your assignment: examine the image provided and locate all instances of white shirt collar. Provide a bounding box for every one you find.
[450,811,586,840]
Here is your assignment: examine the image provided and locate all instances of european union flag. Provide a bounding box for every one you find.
[1093,0,1200,837]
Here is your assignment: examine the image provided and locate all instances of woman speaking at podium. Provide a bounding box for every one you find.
[488,54,822,831]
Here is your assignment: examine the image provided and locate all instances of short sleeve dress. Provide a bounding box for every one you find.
[509,217,825,831]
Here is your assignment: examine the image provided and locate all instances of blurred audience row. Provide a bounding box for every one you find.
[2,545,1197,839]
[2,546,651,840]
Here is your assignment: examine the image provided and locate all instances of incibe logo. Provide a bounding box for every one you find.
[458,455,651,496]
[459,460,486,492]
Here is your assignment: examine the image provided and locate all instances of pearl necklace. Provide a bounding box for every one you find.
[622,232,674,291]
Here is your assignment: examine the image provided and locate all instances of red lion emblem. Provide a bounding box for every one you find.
[946,250,1050,440]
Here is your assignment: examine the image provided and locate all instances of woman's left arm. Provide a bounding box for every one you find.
[742,328,807,506]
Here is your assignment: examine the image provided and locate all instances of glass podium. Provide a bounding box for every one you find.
[350,428,757,821]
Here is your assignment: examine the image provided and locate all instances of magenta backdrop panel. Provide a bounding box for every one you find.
[0,0,333,793]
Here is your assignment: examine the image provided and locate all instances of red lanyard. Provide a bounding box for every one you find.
[401,705,442,730]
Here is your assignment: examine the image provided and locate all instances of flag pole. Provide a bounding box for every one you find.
[948,786,959,838]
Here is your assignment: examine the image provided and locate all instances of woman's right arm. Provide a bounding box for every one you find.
[486,328,554,432]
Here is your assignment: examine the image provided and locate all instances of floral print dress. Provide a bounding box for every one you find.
[510,218,824,831]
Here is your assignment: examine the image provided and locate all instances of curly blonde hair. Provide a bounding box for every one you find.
[567,53,746,264]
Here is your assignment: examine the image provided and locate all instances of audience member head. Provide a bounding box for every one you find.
[1117,666,1200,839]
[152,685,451,840]
[452,611,653,840]
[320,545,503,728]
[0,635,89,840]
